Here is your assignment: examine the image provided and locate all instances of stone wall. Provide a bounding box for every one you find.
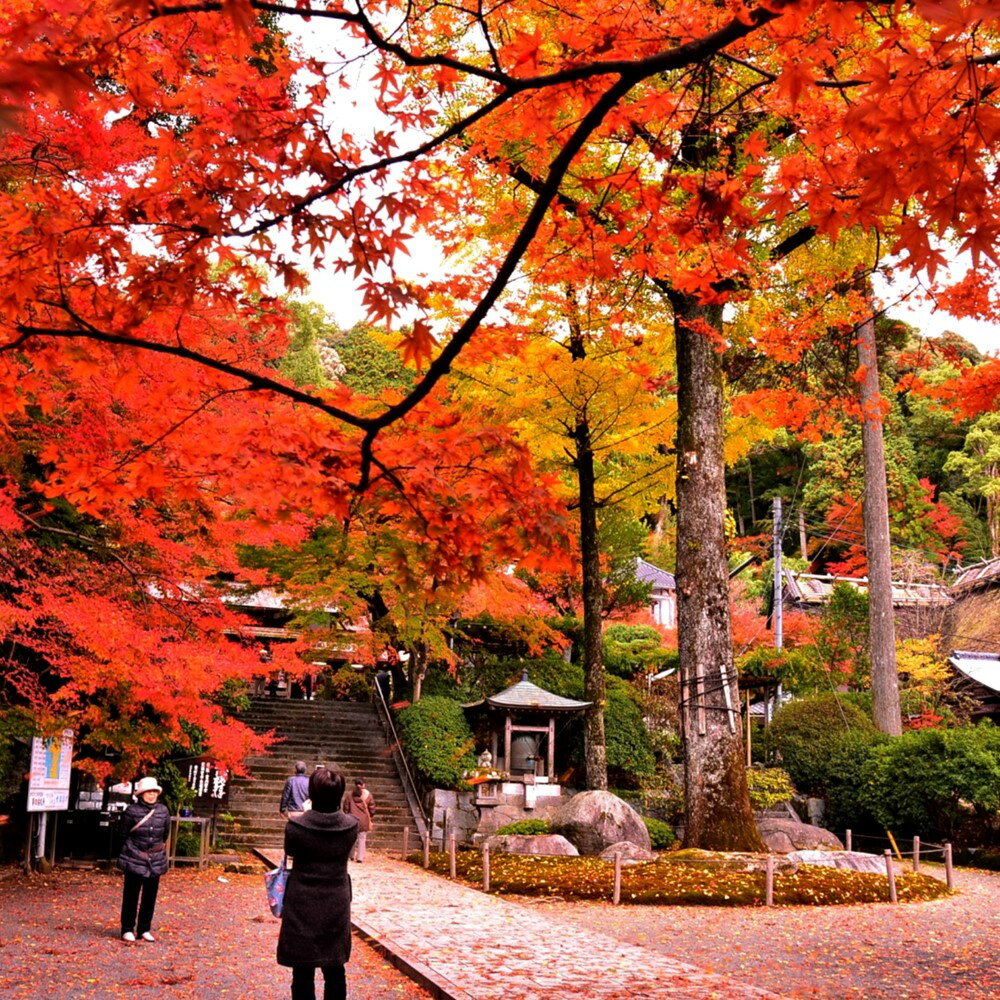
[426,782,572,847]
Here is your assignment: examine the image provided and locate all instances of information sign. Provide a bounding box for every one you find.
[27,730,74,812]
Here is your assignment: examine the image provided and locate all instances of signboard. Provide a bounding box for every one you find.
[27,730,74,812]
[175,756,230,808]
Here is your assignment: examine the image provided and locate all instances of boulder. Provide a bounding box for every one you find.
[787,850,888,874]
[485,834,579,856]
[757,818,843,854]
[598,841,658,863]
[549,790,651,855]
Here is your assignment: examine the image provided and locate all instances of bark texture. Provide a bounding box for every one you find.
[575,416,608,790]
[857,315,902,735]
[673,294,762,851]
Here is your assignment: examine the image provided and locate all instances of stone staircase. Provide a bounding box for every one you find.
[219,699,420,854]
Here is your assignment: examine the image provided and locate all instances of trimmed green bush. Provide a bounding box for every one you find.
[643,816,677,849]
[602,625,671,678]
[860,724,1000,840]
[396,696,476,789]
[746,767,795,810]
[496,819,551,836]
[769,693,876,794]
[605,686,656,782]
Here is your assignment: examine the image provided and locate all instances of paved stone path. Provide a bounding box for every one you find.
[351,857,783,1000]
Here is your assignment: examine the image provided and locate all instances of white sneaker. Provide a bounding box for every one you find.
[122,932,136,943]
[141,932,155,942]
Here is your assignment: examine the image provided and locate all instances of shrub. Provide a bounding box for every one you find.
[746,767,795,811]
[602,625,671,679]
[643,816,677,850]
[496,819,551,836]
[821,729,888,835]
[769,693,876,795]
[324,666,372,701]
[396,696,476,789]
[174,823,201,858]
[604,685,656,784]
[860,724,1000,840]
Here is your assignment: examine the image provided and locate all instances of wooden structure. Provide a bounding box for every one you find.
[947,650,1000,723]
[463,671,590,782]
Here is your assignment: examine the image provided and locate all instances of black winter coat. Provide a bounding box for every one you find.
[117,801,171,878]
[277,810,358,968]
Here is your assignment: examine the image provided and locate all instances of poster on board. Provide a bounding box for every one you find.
[27,730,74,812]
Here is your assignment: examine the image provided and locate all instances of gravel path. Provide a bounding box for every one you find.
[514,863,1000,1000]
[0,866,430,1000]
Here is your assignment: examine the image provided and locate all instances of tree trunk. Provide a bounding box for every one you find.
[575,416,608,790]
[408,643,427,703]
[857,314,901,736]
[988,490,999,560]
[673,293,762,851]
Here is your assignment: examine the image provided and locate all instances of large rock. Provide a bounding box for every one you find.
[788,850,888,874]
[599,841,658,863]
[486,834,579,856]
[549,790,651,855]
[757,818,843,854]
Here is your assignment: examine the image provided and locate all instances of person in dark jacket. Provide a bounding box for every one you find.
[280,761,310,818]
[117,775,171,943]
[278,766,358,1000]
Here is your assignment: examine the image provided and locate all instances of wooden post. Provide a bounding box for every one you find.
[944,843,954,890]
[449,834,456,879]
[912,836,920,874]
[547,716,555,779]
[884,850,897,903]
[745,689,752,767]
[613,851,622,905]
[504,715,512,773]
[482,843,490,892]
[846,829,852,852]
[402,827,409,861]
[422,832,430,869]
[765,855,774,906]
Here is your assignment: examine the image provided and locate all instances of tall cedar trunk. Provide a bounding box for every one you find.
[568,319,607,790]
[857,315,901,735]
[673,293,763,851]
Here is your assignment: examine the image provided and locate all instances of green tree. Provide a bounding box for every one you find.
[944,412,1000,559]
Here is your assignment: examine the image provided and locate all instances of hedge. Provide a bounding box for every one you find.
[769,692,876,794]
[396,696,477,789]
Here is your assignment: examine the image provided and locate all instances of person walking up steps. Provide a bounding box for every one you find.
[342,778,375,862]
[278,766,358,1000]
[117,776,170,943]
[280,761,310,818]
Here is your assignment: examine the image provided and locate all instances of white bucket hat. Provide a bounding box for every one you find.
[134,776,163,796]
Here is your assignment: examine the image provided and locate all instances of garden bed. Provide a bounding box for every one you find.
[406,850,952,905]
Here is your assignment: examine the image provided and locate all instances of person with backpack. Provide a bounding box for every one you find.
[341,778,375,862]
[117,776,171,943]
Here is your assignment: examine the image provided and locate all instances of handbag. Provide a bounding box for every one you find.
[264,855,289,917]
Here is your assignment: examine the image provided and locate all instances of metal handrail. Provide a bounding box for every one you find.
[371,679,430,836]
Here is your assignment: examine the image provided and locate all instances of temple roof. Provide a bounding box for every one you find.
[463,671,592,713]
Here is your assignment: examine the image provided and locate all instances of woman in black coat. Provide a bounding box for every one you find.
[117,775,171,943]
[278,766,358,1000]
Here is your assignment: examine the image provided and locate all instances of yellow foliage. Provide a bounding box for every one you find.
[896,636,949,696]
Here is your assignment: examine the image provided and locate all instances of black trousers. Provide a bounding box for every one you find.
[120,871,160,936]
[291,964,346,1000]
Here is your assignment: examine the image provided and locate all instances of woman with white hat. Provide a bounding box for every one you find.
[117,775,170,943]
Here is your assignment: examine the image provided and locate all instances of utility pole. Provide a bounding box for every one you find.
[799,508,808,561]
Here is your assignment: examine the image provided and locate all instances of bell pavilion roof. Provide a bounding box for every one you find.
[463,671,592,713]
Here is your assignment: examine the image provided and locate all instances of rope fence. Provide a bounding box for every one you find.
[400,828,957,903]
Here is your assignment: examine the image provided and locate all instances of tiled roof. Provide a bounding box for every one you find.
[464,672,591,712]
[952,557,1000,592]
[635,557,676,590]
[783,571,951,607]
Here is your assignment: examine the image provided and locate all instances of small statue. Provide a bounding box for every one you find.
[477,749,493,770]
